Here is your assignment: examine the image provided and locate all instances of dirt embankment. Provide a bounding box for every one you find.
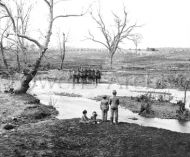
[0,92,58,131]
[1,118,190,157]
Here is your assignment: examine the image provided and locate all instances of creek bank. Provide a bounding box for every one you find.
[0,92,58,131]
[0,89,190,156]
[92,95,179,119]
[1,118,190,157]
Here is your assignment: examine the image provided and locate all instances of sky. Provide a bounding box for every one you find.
[5,0,190,49]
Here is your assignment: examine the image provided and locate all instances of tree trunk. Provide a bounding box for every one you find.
[110,55,113,69]
[14,48,47,94]
[184,86,187,106]
[60,53,65,69]
[16,49,21,72]
[0,42,9,70]
[60,33,65,69]
[135,44,138,54]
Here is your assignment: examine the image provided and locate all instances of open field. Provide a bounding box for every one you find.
[2,47,190,88]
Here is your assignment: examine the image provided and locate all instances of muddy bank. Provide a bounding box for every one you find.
[0,92,58,131]
[92,95,179,119]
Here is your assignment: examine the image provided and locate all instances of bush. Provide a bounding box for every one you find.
[176,109,190,121]
[146,47,158,51]
[136,94,151,102]
[156,79,167,89]
[139,101,153,116]
[4,124,16,130]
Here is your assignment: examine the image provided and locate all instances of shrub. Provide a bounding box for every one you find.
[4,124,16,130]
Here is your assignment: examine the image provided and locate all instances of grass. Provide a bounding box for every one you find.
[0,119,190,157]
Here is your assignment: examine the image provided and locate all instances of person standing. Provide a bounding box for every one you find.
[100,95,109,121]
[109,90,120,124]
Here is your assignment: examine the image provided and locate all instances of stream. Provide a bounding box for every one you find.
[29,80,190,133]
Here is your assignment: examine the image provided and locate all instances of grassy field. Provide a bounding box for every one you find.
[12,47,188,88]
[2,47,190,71]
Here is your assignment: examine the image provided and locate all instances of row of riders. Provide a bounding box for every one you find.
[72,67,101,84]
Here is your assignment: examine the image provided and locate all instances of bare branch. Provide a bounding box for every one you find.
[0,15,9,20]
[17,34,43,48]
[0,1,16,31]
[53,13,84,22]
[7,33,43,49]
[44,0,51,7]
[86,31,109,49]
[53,2,93,22]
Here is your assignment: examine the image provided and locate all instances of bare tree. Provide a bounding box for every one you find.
[0,22,10,70]
[130,33,142,54]
[15,0,33,66]
[87,7,139,68]
[0,0,85,94]
[57,32,67,69]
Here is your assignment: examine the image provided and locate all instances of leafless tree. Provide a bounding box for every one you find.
[0,0,85,94]
[130,33,142,54]
[57,32,68,69]
[0,21,10,70]
[14,0,33,67]
[87,7,139,68]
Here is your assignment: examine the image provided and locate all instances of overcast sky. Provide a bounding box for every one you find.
[25,0,190,49]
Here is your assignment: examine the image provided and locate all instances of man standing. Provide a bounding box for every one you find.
[100,95,109,121]
[109,90,120,124]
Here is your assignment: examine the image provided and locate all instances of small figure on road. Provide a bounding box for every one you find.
[109,90,120,124]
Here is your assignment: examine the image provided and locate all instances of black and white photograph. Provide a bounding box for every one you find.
[0,0,190,156]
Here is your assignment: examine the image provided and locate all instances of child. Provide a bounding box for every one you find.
[90,111,98,124]
[100,95,109,121]
[80,110,90,123]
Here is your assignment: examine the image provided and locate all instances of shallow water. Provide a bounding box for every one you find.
[29,81,190,133]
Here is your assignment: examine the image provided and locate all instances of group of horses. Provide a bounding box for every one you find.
[71,68,101,84]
